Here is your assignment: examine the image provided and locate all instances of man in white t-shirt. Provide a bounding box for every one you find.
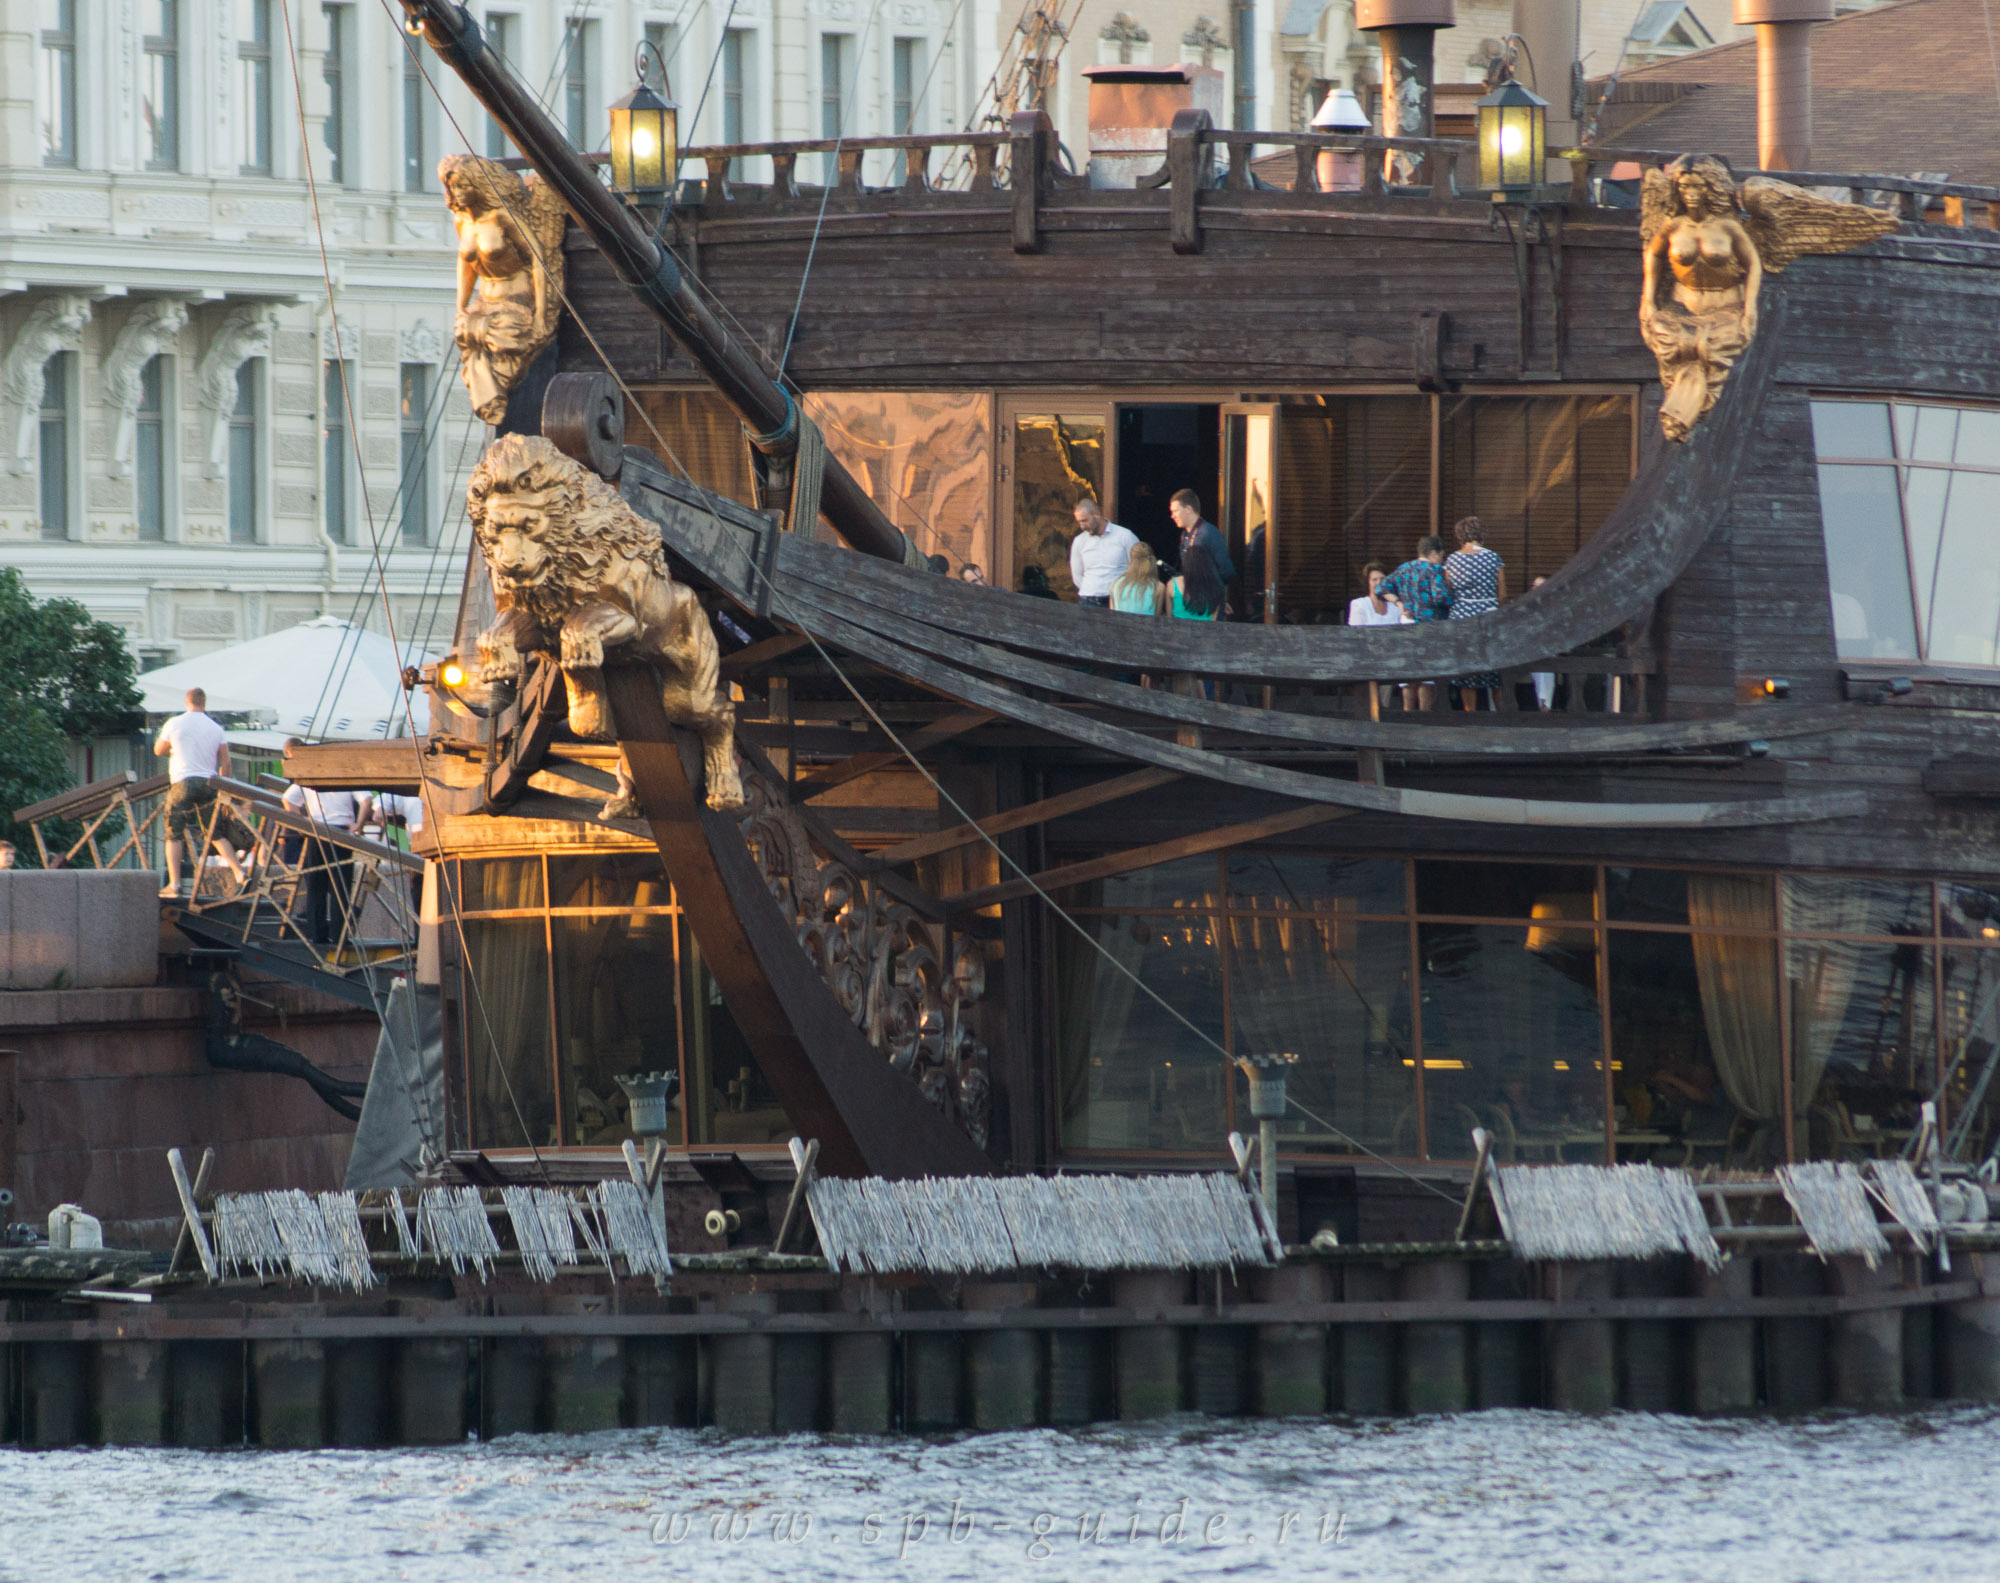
[282,765,360,945]
[1068,498,1140,607]
[153,688,247,898]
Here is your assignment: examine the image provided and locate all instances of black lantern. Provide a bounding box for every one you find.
[1476,78,1547,195]
[608,43,676,196]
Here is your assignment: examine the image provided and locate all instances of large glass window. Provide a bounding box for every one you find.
[399,363,430,544]
[322,359,350,544]
[136,356,167,542]
[322,4,349,183]
[722,28,751,177]
[238,0,272,174]
[143,0,180,169]
[228,361,259,543]
[820,33,852,183]
[1048,852,2000,1169]
[402,42,427,192]
[562,19,596,149]
[40,0,75,166]
[1812,398,2000,666]
[38,353,71,541]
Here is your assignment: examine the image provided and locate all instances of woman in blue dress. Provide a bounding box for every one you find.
[1445,516,1506,711]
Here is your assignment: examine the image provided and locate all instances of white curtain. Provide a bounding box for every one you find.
[1688,874,1783,1122]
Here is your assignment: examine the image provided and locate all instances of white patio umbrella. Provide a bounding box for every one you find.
[139,616,434,740]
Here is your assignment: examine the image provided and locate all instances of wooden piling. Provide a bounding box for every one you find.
[963,1283,1039,1431]
[903,1332,963,1430]
[1690,1257,1756,1414]
[1251,1263,1325,1416]
[326,1340,387,1447]
[1398,1261,1469,1414]
[828,1331,893,1433]
[627,1336,698,1427]
[1046,1327,1111,1425]
[22,1342,88,1447]
[1547,1263,1616,1414]
[481,1337,543,1438]
[250,1339,326,1449]
[1942,1293,2000,1400]
[1471,1259,1535,1408]
[1760,1254,1828,1411]
[1830,1257,1902,1410]
[1617,1260,1685,1412]
[772,1334,825,1432]
[93,1339,168,1446]
[545,1336,624,1432]
[1338,1264,1395,1414]
[1113,1271,1185,1420]
[709,1293,776,1433]
[1902,1270,1937,1403]
[169,1341,241,1447]
[398,1337,470,1444]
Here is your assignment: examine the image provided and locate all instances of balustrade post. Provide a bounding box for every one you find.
[1168,108,1213,256]
[1010,110,1054,254]
[771,150,799,200]
[702,153,732,215]
[970,142,999,193]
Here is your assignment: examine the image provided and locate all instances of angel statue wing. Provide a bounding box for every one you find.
[520,172,569,343]
[1639,167,1680,247]
[1738,176,1899,274]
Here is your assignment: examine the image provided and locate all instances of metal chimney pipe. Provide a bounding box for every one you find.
[1356,0,1456,186]
[1734,0,1834,171]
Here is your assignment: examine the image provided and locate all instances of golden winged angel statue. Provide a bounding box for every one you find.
[438,154,568,424]
[1640,153,1898,441]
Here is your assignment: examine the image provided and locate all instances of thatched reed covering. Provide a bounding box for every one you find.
[806,1172,1277,1275]
[1863,1159,1939,1254]
[1778,1161,1892,1266]
[212,1190,378,1291]
[1488,1164,1724,1269]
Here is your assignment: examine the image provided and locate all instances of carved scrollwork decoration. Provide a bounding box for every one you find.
[737,764,990,1147]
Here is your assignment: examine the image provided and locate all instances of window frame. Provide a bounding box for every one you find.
[398,361,433,545]
[40,0,77,167]
[321,3,350,184]
[562,17,597,150]
[135,354,174,542]
[322,357,353,546]
[484,11,517,159]
[227,358,263,544]
[238,0,274,176]
[143,0,181,171]
[38,350,76,542]
[402,39,429,193]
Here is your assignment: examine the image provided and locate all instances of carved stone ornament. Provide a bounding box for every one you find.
[2,294,92,475]
[193,303,277,478]
[740,768,992,1148]
[465,433,744,814]
[1640,153,1898,441]
[102,299,190,477]
[439,154,567,425]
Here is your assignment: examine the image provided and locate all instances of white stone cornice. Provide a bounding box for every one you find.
[102,298,190,477]
[2,294,93,475]
[194,302,279,477]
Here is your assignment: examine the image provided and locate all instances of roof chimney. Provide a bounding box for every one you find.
[1733,0,1835,170]
[1356,0,1456,185]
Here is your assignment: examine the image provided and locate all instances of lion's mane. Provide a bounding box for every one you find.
[465,434,667,630]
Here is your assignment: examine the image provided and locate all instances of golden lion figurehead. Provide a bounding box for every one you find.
[465,434,666,618]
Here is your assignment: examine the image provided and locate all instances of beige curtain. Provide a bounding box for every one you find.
[1781,876,1870,1111]
[1687,874,1783,1121]
[460,858,552,1148]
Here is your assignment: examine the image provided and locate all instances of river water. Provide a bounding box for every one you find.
[6,1407,1999,1582]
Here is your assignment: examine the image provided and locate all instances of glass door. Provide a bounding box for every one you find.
[999,398,1112,601]
[1221,404,1278,623]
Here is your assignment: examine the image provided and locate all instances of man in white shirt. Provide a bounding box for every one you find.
[282,764,360,945]
[153,688,247,898]
[1068,498,1140,607]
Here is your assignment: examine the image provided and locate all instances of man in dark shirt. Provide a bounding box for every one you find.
[1168,489,1235,585]
[1380,536,1453,711]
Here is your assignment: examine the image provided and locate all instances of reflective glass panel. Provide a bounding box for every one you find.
[1605,865,1690,926]
[1607,930,1748,1165]
[1010,413,1106,602]
[553,910,681,1145]
[1226,852,1407,915]
[1781,875,1929,938]
[462,918,554,1148]
[1414,861,1595,921]
[1811,400,1893,459]
[1941,882,2000,943]
[1058,855,1221,912]
[1815,463,1918,659]
[1941,948,2000,1160]
[457,855,544,912]
[1792,933,1935,1161]
[1955,407,2000,469]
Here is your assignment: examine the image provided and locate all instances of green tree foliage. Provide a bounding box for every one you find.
[0,568,143,861]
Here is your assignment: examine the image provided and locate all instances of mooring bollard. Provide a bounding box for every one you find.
[1831,1257,1902,1410]
[326,1339,388,1447]
[1252,1262,1326,1417]
[963,1283,1039,1431]
[1761,1253,1828,1411]
[1547,1263,1616,1414]
[399,1336,470,1443]
[1113,1271,1186,1420]
[1617,1259,1685,1412]
[482,1337,543,1438]
[1338,1264,1394,1415]
[1471,1259,1534,1408]
[1398,1260,1470,1415]
[627,1335,698,1427]
[709,1293,777,1433]
[169,1341,241,1447]
[94,1339,168,1446]
[1690,1257,1756,1414]
[250,1338,326,1449]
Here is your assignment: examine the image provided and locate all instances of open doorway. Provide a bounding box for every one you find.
[1116,404,1219,565]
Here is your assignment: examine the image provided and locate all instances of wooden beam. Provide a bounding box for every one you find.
[943,802,1352,913]
[796,707,997,796]
[719,631,811,678]
[284,740,425,790]
[870,767,1180,869]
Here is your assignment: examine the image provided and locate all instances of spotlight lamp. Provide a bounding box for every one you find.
[608,41,677,197]
[1762,677,1791,699]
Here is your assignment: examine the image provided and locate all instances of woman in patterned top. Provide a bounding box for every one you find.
[1381,536,1453,711]
[1445,516,1507,710]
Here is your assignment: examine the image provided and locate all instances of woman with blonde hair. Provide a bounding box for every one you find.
[1109,541,1168,616]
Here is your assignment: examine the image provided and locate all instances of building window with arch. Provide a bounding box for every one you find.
[40,0,76,166]
[238,0,273,175]
[399,362,431,544]
[403,42,428,191]
[144,0,180,170]
[323,359,350,545]
[38,353,74,541]
[229,362,261,543]
[322,4,350,183]
[137,357,169,542]
[563,19,598,149]
[484,12,517,158]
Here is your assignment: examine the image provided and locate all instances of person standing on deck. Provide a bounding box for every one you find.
[1348,560,1415,710]
[1069,498,1140,608]
[1110,541,1169,616]
[1444,516,1506,711]
[283,773,361,946]
[1380,537,1453,711]
[1168,489,1235,587]
[154,688,248,899]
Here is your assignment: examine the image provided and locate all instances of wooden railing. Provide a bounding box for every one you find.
[1558,145,2000,226]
